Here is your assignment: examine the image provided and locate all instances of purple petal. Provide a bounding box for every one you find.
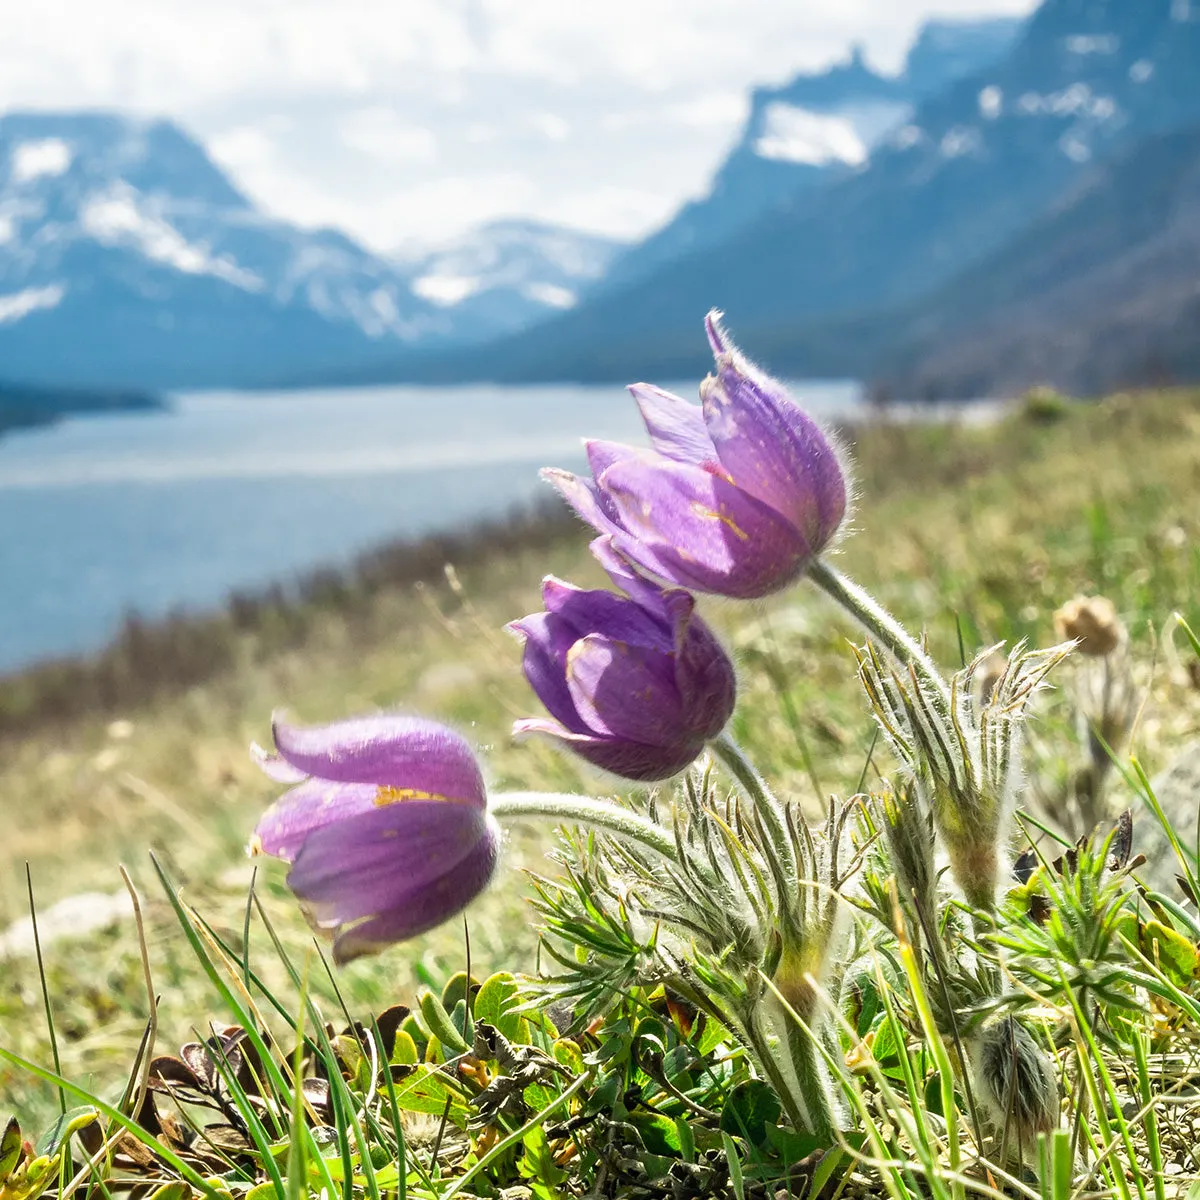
[589,538,700,654]
[598,456,812,599]
[252,779,380,863]
[330,825,500,964]
[565,634,683,744]
[585,439,643,479]
[541,468,623,537]
[675,621,738,739]
[508,611,588,733]
[628,384,717,466]
[542,576,673,653]
[252,742,308,783]
[705,309,731,355]
[512,718,702,782]
[701,357,847,547]
[287,800,491,929]
[271,715,486,807]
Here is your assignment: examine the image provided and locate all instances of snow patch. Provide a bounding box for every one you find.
[1016,85,1115,120]
[1059,134,1092,163]
[890,124,924,151]
[1130,59,1155,83]
[523,281,575,308]
[978,86,1003,120]
[939,126,981,159]
[753,103,867,166]
[413,274,481,306]
[81,185,262,290]
[1064,34,1118,54]
[0,284,64,323]
[11,139,73,184]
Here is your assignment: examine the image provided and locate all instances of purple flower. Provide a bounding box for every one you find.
[249,715,499,964]
[509,537,736,781]
[545,311,848,599]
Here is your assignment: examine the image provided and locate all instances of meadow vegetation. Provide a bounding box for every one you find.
[2,387,1199,1197]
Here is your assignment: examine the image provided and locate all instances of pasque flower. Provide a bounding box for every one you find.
[510,537,736,780]
[250,715,499,964]
[545,311,848,599]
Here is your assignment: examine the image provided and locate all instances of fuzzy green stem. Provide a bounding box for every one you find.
[489,792,678,860]
[742,996,837,1141]
[709,732,799,887]
[807,558,950,704]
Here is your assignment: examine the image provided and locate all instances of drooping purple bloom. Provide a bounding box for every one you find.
[250,715,499,964]
[545,311,848,599]
[509,537,736,781]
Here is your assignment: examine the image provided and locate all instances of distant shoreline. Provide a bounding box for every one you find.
[0,497,579,738]
[0,382,163,439]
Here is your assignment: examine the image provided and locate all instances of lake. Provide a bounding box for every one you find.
[0,381,866,672]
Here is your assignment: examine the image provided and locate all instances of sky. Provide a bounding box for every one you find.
[0,0,1038,253]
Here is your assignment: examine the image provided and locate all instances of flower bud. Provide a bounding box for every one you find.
[970,1015,1059,1150]
[1054,595,1123,657]
[510,538,735,780]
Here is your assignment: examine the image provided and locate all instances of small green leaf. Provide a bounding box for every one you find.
[390,1065,468,1122]
[674,1117,695,1164]
[1140,919,1200,984]
[389,1031,419,1066]
[145,1184,192,1200]
[419,991,470,1055]
[552,1039,585,1075]
[0,1119,21,1187]
[764,1125,823,1162]
[519,1127,567,1188]
[721,1132,744,1200]
[719,1081,780,1149]
[696,1016,732,1057]
[35,1106,98,1158]
[440,971,479,1019]
[473,972,528,1044]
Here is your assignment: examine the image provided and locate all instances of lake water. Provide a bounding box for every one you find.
[0,381,865,672]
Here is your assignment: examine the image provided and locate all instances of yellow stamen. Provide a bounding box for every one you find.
[375,785,448,805]
[689,501,749,541]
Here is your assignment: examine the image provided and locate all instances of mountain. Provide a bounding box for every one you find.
[423,0,1200,385]
[605,17,1023,287]
[397,220,627,341]
[870,125,1200,398]
[0,112,450,389]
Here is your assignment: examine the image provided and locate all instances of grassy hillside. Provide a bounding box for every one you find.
[2,389,1199,1131]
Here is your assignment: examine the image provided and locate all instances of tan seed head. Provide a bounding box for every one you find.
[1054,595,1123,657]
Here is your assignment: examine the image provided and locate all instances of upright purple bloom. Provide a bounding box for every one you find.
[510,538,736,781]
[545,311,848,599]
[250,715,499,964]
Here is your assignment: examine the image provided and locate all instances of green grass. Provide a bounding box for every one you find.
[2,389,1200,1193]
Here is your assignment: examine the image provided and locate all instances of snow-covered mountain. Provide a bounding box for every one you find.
[0,112,451,389]
[397,220,627,341]
[450,0,1200,385]
[606,16,1023,286]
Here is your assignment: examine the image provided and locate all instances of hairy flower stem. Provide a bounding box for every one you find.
[741,995,837,1141]
[807,558,950,706]
[709,733,800,888]
[489,792,678,860]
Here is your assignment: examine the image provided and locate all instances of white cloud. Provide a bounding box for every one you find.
[0,0,1039,247]
[340,108,438,164]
